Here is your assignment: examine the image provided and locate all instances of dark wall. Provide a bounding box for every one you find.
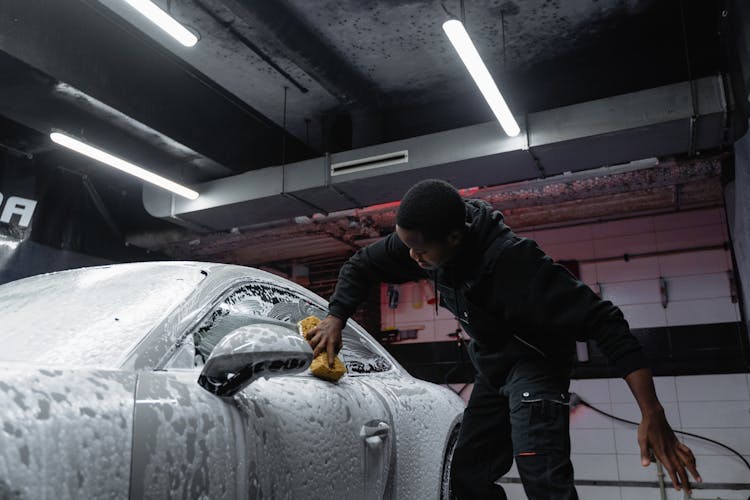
[0,151,163,285]
[730,0,750,101]
[722,0,750,349]
[724,0,750,135]
[385,321,749,384]
[726,123,750,344]
[0,240,113,284]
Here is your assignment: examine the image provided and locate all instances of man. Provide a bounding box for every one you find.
[307,179,701,499]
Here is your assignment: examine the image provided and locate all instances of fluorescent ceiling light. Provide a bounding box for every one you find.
[122,0,198,47]
[50,132,199,200]
[442,19,520,137]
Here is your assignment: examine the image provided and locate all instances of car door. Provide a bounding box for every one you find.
[233,373,393,500]
[144,280,393,500]
[130,365,248,500]
[334,321,399,500]
[249,289,395,500]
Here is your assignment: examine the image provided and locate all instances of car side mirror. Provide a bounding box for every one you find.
[198,323,313,398]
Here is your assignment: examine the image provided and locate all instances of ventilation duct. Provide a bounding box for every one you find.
[143,76,729,231]
[330,150,409,176]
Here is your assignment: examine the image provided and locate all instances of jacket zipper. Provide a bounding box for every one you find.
[513,334,546,358]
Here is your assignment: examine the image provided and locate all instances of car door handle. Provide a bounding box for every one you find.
[360,420,390,440]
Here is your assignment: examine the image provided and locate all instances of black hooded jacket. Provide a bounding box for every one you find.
[329,199,648,378]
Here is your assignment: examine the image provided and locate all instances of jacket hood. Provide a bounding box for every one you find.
[464,198,513,253]
[438,199,514,281]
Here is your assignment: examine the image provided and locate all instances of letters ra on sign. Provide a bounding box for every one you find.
[0,193,37,228]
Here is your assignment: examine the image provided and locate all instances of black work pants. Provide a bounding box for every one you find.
[450,343,579,500]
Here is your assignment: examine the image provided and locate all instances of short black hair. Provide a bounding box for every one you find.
[396,179,466,242]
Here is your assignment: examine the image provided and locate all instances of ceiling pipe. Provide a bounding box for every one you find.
[0,53,228,182]
[191,0,309,94]
[128,155,723,256]
[142,76,729,232]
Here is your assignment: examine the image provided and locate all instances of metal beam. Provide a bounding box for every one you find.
[0,53,223,183]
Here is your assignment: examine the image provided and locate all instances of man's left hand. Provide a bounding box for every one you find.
[637,406,702,493]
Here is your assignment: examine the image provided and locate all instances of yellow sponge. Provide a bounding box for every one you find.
[297,316,321,340]
[297,316,347,382]
[309,354,347,382]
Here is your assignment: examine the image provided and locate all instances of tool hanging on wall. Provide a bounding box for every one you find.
[659,276,669,309]
[387,284,399,309]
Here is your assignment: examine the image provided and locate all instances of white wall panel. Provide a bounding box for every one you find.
[543,240,596,261]
[681,427,750,456]
[665,297,739,326]
[678,401,750,428]
[602,279,662,305]
[571,428,617,454]
[593,232,658,259]
[579,263,599,286]
[609,376,677,403]
[592,216,655,239]
[570,379,612,403]
[666,273,732,301]
[652,208,722,231]
[658,249,731,276]
[596,256,661,283]
[618,303,668,328]
[675,374,750,402]
[534,224,594,245]
[571,453,621,480]
[656,224,725,252]
[613,428,641,455]
[570,404,616,429]
[679,454,750,483]
[611,402,683,428]
[617,456,667,482]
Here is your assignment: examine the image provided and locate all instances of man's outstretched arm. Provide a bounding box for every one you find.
[310,232,425,367]
[625,367,701,493]
[497,237,702,492]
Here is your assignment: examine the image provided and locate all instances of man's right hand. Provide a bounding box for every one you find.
[307,315,345,368]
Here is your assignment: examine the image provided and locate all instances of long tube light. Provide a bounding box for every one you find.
[122,0,198,47]
[442,19,520,137]
[50,132,199,200]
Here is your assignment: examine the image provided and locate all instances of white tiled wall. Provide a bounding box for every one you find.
[541,212,737,329]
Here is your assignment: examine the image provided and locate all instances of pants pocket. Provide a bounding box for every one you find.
[510,390,571,456]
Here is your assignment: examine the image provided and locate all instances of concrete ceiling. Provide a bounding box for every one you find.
[1,0,726,155]
[0,0,741,262]
[84,0,726,147]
